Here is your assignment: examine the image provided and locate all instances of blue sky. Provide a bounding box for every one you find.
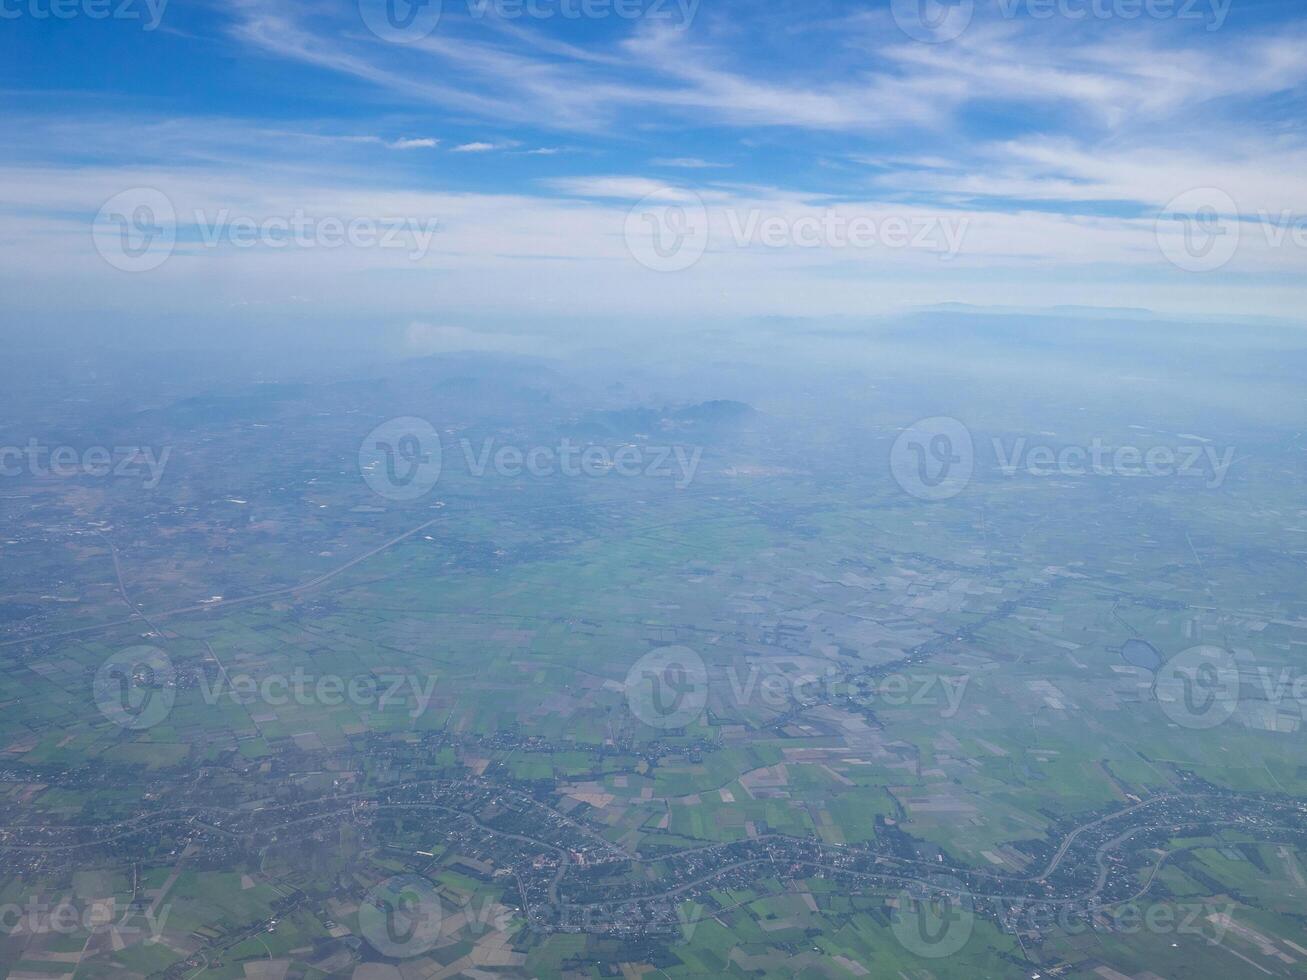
[2,0,1306,345]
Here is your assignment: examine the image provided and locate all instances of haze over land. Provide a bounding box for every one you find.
[2,1,1307,978]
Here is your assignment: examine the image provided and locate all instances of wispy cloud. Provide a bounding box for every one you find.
[654,157,729,169]
[452,142,505,153]
[545,175,694,201]
[5,0,1305,324]
[2,156,1302,323]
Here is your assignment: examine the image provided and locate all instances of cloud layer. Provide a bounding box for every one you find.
[2,0,1305,327]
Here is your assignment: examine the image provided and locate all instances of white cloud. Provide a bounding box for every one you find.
[4,161,1305,326]
[9,1,1306,326]
[869,138,1307,215]
[220,1,1307,151]
[654,158,728,169]
[545,175,694,200]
